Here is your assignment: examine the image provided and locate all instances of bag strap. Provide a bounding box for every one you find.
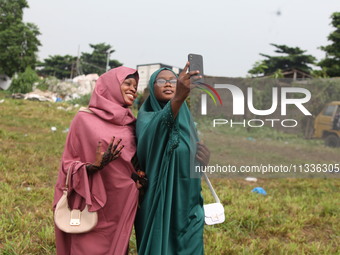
[64,161,80,192]
[79,107,94,114]
[203,172,220,203]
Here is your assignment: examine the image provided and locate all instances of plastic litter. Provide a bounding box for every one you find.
[51,127,57,132]
[251,187,267,195]
[12,93,25,99]
[245,177,258,182]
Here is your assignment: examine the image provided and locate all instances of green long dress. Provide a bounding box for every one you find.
[135,68,204,255]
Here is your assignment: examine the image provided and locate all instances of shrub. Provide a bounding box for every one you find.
[35,76,58,91]
[9,67,39,93]
[69,93,91,106]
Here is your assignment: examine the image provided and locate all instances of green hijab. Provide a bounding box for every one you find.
[136,67,196,156]
[135,68,204,255]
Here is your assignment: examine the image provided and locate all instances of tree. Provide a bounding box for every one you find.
[319,12,340,77]
[37,55,77,79]
[80,43,122,75]
[0,0,41,77]
[37,43,123,79]
[248,44,316,77]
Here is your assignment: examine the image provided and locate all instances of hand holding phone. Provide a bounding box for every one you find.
[170,62,200,118]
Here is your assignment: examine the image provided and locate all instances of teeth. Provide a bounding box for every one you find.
[127,94,134,100]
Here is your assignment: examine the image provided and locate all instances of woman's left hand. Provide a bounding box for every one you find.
[86,136,124,174]
[196,141,210,166]
[97,136,124,169]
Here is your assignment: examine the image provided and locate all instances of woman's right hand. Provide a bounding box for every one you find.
[171,62,201,118]
[173,62,201,102]
[87,136,124,174]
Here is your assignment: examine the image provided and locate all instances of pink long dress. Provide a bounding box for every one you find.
[53,67,139,255]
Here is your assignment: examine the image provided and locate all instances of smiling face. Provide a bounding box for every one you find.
[120,76,138,106]
[154,70,177,103]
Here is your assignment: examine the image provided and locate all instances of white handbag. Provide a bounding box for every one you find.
[54,163,98,233]
[203,172,225,225]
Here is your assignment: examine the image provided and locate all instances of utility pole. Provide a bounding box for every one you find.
[76,45,82,76]
[106,48,114,72]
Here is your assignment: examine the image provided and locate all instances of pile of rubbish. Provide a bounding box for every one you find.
[8,74,99,102]
[12,89,59,102]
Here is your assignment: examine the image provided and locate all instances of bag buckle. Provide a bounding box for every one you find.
[70,209,81,226]
[211,214,219,222]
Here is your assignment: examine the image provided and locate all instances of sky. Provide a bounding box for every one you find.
[23,0,339,77]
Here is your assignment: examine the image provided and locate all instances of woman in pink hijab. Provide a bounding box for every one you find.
[53,66,142,255]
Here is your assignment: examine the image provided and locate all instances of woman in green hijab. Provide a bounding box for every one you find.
[135,63,210,254]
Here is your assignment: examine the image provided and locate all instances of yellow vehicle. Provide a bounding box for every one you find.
[313,101,340,147]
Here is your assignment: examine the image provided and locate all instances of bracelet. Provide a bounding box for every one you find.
[86,164,102,174]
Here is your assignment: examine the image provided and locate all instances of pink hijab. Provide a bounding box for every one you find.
[89,66,138,125]
[53,66,139,212]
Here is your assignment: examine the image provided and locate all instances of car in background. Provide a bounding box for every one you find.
[313,101,340,147]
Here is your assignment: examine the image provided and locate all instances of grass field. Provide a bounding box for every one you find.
[0,92,339,254]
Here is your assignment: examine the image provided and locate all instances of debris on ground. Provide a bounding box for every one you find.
[251,187,267,195]
[10,74,98,102]
[245,177,258,182]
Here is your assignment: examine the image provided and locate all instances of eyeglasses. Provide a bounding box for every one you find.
[155,79,177,87]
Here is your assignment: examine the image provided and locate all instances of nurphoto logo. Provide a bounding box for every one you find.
[198,83,311,128]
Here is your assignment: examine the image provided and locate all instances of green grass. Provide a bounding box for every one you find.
[202,178,339,254]
[0,92,339,254]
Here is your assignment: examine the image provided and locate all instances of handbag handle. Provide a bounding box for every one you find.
[64,161,80,192]
[203,172,220,203]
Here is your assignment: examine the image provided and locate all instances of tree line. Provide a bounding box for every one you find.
[37,43,122,79]
[0,0,122,83]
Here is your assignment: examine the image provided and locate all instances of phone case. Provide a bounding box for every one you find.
[188,53,204,83]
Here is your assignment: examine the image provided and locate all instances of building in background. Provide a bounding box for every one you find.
[0,74,11,90]
[137,63,181,93]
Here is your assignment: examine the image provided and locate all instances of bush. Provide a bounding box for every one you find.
[9,67,39,93]
[34,76,60,92]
